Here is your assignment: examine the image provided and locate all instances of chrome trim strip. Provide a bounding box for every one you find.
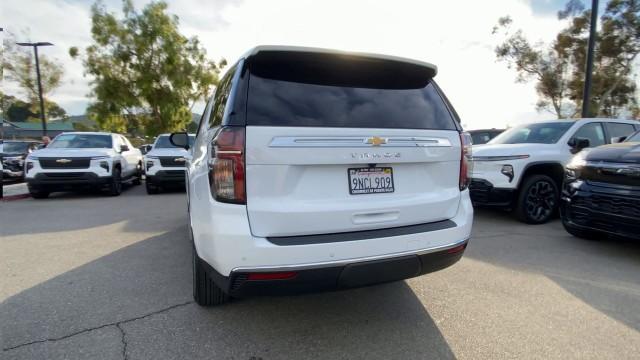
[216,150,242,154]
[231,238,469,273]
[269,136,452,148]
[472,155,530,161]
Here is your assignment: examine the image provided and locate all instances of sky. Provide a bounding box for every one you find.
[1,0,573,130]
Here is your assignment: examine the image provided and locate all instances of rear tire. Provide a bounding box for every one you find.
[107,167,122,196]
[193,246,229,307]
[515,175,558,224]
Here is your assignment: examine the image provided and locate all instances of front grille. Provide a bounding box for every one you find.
[590,194,640,218]
[43,172,86,178]
[39,157,90,169]
[159,156,187,167]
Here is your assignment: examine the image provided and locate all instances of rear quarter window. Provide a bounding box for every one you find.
[246,52,457,130]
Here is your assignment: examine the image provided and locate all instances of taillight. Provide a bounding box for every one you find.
[209,126,246,204]
[459,132,473,191]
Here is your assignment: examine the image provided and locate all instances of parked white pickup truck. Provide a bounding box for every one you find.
[25,132,143,198]
[470,118,639,224]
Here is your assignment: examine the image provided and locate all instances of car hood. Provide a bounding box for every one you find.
[472,143,553,157]
[584,142,640,163]
[2,152,26,158]
[30,148,115,158]
[146,148,190,157]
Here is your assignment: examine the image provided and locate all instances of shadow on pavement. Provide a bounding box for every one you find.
[468,208,640,332]
[1,225,455,359]
[0,184,186,237]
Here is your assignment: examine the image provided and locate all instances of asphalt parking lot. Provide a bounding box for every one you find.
[1,185,639,359]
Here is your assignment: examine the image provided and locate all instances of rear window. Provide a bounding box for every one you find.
[246,52,457,130]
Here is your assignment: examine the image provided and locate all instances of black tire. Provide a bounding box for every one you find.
[146,181,159,195]
[107,167,122,196]
[28,186,50,199]
[515,174,559,224]
[133,162,142,185]
[193,246,229,306]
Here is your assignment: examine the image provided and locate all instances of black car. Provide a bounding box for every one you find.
[468,129,504,145]
[1,140,42,181]
[561,130,640,240]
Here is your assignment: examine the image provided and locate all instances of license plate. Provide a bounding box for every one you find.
[348,167,394,195]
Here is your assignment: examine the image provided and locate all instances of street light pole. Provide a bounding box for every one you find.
[16,41,53,137]
[581,0,599,118]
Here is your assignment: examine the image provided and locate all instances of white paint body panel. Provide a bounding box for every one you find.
[188,124,473,276]
[244,127,463,237]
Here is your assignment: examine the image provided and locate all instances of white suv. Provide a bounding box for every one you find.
[470,118,639,223]
[25,132,143,198]
[144,134,194,194]
[170,46,474,306]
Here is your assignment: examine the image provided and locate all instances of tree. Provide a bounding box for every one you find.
[0,91,66,122]
[2,31,65,117]
[494,16,574,117]
[70,0,225,135]
[494,0,640,118]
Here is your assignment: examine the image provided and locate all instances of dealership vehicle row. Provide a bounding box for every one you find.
[2,46,639,310]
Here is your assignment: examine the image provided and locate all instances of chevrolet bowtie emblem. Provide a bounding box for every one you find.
[56,158,72,164]
[174,157,186,162]
[365,136,387,146]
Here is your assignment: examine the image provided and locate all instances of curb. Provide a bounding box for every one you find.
[1,193,31,201]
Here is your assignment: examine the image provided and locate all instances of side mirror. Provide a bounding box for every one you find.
[120,144,130,152]
[569,137,590,154]
[611,136,627,144]
[170,132,190,150]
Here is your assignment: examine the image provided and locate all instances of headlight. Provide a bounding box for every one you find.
[4,156,24,162]
[26,162,34,173]
[146,160,154,170]
[27,155,39,160]
[100,161,109,172]
[567,151,589,169]
[566,151,590,183]
[501,165,514,182]
[565,168,578,181]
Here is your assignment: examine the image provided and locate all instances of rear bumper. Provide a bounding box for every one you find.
[193,190,473,279]
[146,170,185,185]
[202,239,468,297]
[561,180,640,240]
[469,178,515,207]
[26,172,112,190]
